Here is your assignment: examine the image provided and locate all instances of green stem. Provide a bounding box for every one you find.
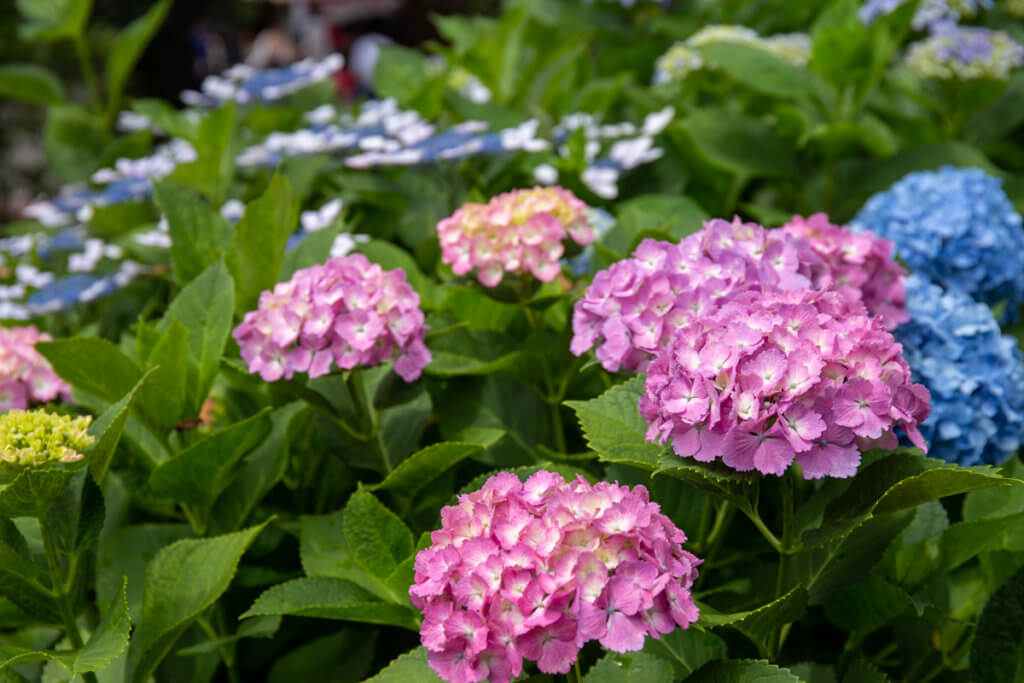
[345,374,391,473]
[742,507,783,553]
[198,615,241,683]
[72,33,102,113]
[550,402,567,454]
[41,520,99,683]
[694,502,734,590]
[573,659,583,683]
[771,472,797,657]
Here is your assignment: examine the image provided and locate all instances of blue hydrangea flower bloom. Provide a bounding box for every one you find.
[896,274,1024,466]
[852,167,1024,319]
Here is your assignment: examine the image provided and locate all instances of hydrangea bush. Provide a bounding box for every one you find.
[897,275,1024,465]
[437,187,594,286]
[2,0,1024,682]
[570,216,905,372]
[853,167,1024,315]
[410,471,700,681]
[639,285,929,478]
[233,253,430,382]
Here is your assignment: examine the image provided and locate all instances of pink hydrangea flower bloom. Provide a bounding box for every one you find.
[437,187,595,287]
[638,287,930,479]
[232,254,430,383]
[570,216,908,372]
[410,471,701,683]
[782,213,908,328]
[0,325,72,410]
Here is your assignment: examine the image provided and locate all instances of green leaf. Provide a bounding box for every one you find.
[440,287,520,332]
[210,403,308,534]
[796,511,915,605]
[342,490,415,601]
[834,142,998,219]
[423,322,525,378]
[584,651,674,682]
[873,465,1016,515]
[940,512,1024,573]
[16,0,91,41]
[152,182,235,286]
[228,174,300,315]
[369,442,489,500]
[841,658,890,683]
[168,102,236,203]
[823,576,914,634]
[363,647,442,683]
[281,223,342,280]
[0,64,65,105]
[808,451,1018,544]
[149,409,272,508]
[127,522,268,683]
[301,508,411,604]
[965,458,1024,521]
[72,577,131,676]
[965,72,1024,145]
[0,575,126,675]
[0,467,76,519]
[695,41,822,99]
[566,377,664,470]
[104,0,171,114]
[131,98,200,140]
[970,564,1024,682]
[43,104,108,183]
[44,469,104,555]
[240,577,419,630]
[136,319,190,434]
[95,522,192,618]
[86,369,155,483]
[682,109,798,178]
[175,615,280,656]
[606,194,708,255]
[700,587,807,657]
[36,337,142,404]
[373,45,429,105]
[157,260,235,416]
[688,659,803,682]
[642,627,727,679]
[0,521,61,623]
[268,628,378,683]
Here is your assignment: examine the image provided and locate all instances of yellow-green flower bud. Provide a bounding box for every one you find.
[0,410,94,470]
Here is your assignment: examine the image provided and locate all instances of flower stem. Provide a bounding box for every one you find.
[771,471,798,657]
[345,374,391,473]
[73,33,102,114]
[198,615,241,683]
[550,402,568,454]
[41,519,100,683]
[574,659,584,683]
[742,507,783,553]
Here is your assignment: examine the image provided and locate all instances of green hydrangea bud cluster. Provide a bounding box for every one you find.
[0,410,94,470]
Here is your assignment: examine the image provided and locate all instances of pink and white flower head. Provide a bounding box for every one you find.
[571,216,908,372]
[0,325,72,410]
[781,213,908,329]
[437,187,595,287]
[411,471,701,683]
[638,287,930,479]
[232,254,430,383]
